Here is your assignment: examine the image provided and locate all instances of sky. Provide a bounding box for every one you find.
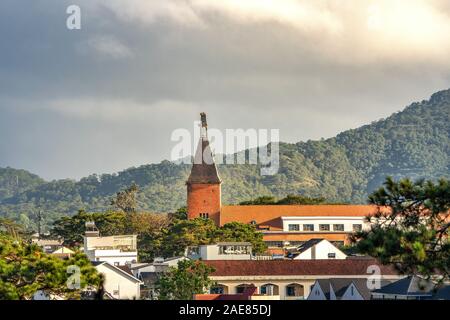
[1,0,450,180]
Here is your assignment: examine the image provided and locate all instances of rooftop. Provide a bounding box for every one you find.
[220,205,384,230]
[204,259,398,277]
[187,138,221,185]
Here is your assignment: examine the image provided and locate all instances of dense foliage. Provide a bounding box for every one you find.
[155,260,215,300]
[51,211,266,261]
[352,177,450,282]
[240,195,326,205]
[0,233,103,300]
[0,89,449,230]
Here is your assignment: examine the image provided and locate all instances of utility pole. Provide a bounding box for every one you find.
[37,210,42,239]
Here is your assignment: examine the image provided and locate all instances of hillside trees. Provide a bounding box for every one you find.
[352,177,450,282]
[0,233,103,300]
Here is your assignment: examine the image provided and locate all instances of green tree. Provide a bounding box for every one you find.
[215,222,267,254]
[276,194,326,205]
[160,218,267,257]
[161,218,218,257]
[352,177,450,282]
[155,260,215,300]
[0,233,103,300]
[169,206,188,220]
[240,196,277,205]
[51,210,127,247]
[111,183,139,214]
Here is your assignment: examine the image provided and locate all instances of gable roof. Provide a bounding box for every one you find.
[372,276,435,296]
[93,261,142,284]
[319,279,371,300]
[297,239,324,253]
[220,205,385,229]
[433,285,450,300]
[204,259,398,277]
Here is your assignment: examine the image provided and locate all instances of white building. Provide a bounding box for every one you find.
[94,261,142,300]
[281,216,369,234]
[204,259,402,300]
[83,222,138,266]
[187,242,253,261]
[291,239,347,260]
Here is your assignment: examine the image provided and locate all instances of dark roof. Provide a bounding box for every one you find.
[204,259,399,277]
[316,278,392,300]
[433,285,450,300]
[372,276,435,296]
[297,239,324,253]
[140,272,162,286]
[117,265,133,276]
[187,138,221,184]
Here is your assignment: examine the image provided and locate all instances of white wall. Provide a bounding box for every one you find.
[198,245,252,260]
[86,249,138,266]
[295,240,347,260]
[96,264,141,300]
[281,216,369,233]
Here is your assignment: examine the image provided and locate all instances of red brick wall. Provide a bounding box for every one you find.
[187,183,221,225]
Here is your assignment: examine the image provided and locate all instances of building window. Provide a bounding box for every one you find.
[286,284,304,297]
[199,213,209,219]
[114,262,120,266]
[353,224,362,232]
[319,224,330,231]
[333,224,345,231]
[303,224,314,231]
[260,284,278,296]
[328,253,336,259]
[113,290,119,296]
[288,224,300,231]
[219,245,251,255]
[210,286,225,294]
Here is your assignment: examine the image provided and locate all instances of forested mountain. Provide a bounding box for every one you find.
[1,89,449,231]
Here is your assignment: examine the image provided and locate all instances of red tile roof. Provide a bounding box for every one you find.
[204,259,398,277]
[220,205,385,230]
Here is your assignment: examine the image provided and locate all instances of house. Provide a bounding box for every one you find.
[203,258,401,300]
[50,246,75,259]
[307,278,391,300]
[131,256,190,299]
[195,285,280,300]
[83,222,138,266]
[371,276,450,300]
[185,113,386,250]
[32,238,63,254]
[93,261,142,300]
[289,239,347,260]
[187,242,253,260]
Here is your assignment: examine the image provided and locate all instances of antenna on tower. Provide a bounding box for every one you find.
[200,112,208,139]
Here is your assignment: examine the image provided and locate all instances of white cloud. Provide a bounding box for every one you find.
[97,0,450,65]
[78,35,134,59]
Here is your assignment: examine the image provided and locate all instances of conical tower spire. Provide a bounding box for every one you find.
[187,113,221,184]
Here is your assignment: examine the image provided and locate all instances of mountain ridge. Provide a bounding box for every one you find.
[1,88,449,231]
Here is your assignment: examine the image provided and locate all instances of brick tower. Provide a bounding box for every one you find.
[187,113,222,225]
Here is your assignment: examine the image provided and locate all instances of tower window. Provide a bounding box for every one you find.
[199,213,209,219]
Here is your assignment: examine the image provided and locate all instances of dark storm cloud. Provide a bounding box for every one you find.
[0,0,449,179]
